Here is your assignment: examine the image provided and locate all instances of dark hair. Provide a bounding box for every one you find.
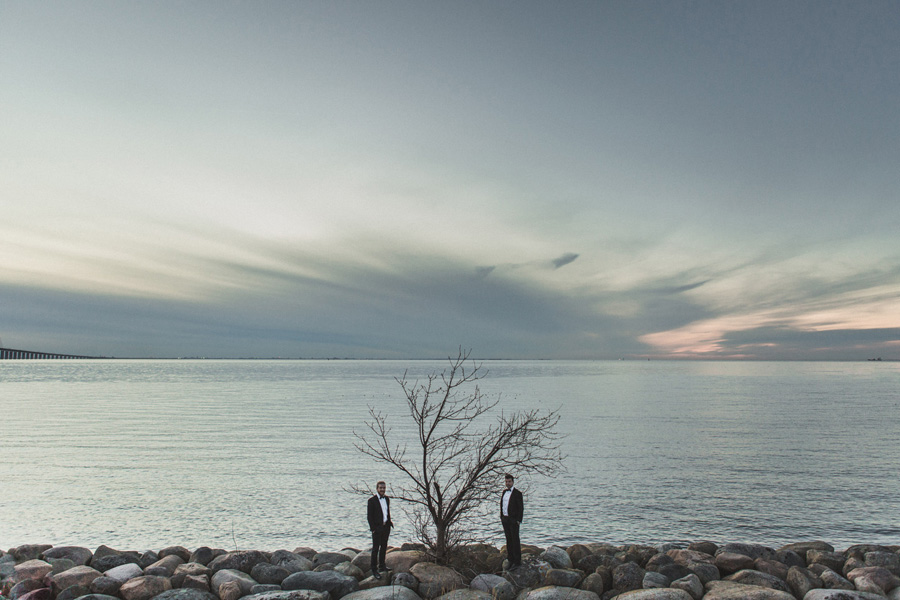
[505,474,514,482]
[377,481,386,486]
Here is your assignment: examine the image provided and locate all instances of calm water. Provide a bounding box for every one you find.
[1,359,898,552]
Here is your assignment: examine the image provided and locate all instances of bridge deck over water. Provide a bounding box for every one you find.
[0,347,106,359]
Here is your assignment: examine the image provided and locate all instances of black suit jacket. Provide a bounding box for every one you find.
[367,494,393,531]
[500,488,524,523]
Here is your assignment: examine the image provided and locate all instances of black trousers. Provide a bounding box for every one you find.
[501,516,521,565]
[371,524,390,570]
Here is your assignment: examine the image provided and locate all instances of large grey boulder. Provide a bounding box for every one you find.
[119,576,172,600]
[210,568,259,596]
[341,586,422,600]
[12,546,54,562]
[90,576,123,596]
[52,566,103,591]
[471,574,515,600]
[671,574,703,600]
[147,589,217,600]
[384,552,427,574]
[172,563,212,588]
[787,566,824,599]
[409,563,465,600]
[434,590,490,600]
[865,554,900,577]
[723,569,791,593]
[703,581,795,600]
[642,572,671,589]
[14,560,54,583]
[42,548,93,567]
[208,551,270,575]
[715,553,756,575]
[613,562,646,592]
[807,552,846,574]
[282,570,360,600]
[103,564,144,583]
[158,548,192,563]
[524,586,599,600]
[144,556,184,578]
[802,591,888,600]
[251,563,292,585]
[241,592,331,600]
[541,548,573,570]
[544,569,583,588]
[611,590,693,600]
[847,567,900,592]
[717,545,775,562]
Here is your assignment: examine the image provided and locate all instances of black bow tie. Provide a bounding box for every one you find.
[379,496,386,500]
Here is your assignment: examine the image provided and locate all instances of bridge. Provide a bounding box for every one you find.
[0,346,107,360]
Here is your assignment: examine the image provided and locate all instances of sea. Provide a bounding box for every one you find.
[1,359,898,553]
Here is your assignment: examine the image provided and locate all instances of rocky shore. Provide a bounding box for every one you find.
[3,541,899,600]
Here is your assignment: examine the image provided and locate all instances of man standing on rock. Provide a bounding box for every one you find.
[367,480,393,579]
[500,473,524,568]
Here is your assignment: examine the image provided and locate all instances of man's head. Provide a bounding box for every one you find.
[376,481,386,497]
[504,474,514,490]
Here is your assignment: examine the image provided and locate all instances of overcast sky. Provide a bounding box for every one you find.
[2,1,899,359]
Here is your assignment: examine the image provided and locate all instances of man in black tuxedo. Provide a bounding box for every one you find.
[367,480,393,579]
[500,473,524,567]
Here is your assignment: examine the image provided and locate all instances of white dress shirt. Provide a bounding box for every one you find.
[502,487,515,517]
[379,495,389,523]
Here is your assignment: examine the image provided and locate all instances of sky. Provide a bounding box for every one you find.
[2,1,899,360]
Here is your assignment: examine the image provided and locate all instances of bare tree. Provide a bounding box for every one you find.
[352,349,564,563]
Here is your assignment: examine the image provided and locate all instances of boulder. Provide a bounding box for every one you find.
[579,573,606,598]
[642,572,670,589]
[687,543,718,557]
[16,589,51,600]
[188,548,216,566]
[818,569,854,590]
[140,552,160,570]
[787,566,824,599]
[409,563,465,600]
[847,547,894,561]
[49,559,77,575]
[686,562,720,585]
[702,580,795,600]
[755,559,789,582]
[671,574,703,600]
[59,588,93,600]
[504,559,553,589]
[610,590,693,600]
[657,565,692,583]
[853,576,886,595]
[14,560,54,583]
[541,548,573,570]
[252,563,292,585]
[104,563,144,583]
[242,592,331,600]
[717,545,774,562]
[12,546,54,562]
[578,554,620,573]
[148,589,218,600]
[723,570,791,593]
[341,586,422,600]
[208,550,271,575]
[181,574,211,591]
[282,570,360,600]
[391,572,419,591]
[314,553,352,568]
[119,576,172,600]
[613,562,646,592]
[775,551,806,570]
[91,555,141,573]
[667,551,714,567]
[219,580,243,600]
[778,543,834,561]
[334,563,366,581]
[211,569,259,596]
[866,553,900,576]
[847,567,900,592]
[802,591,887,600]
[807,552,846,574]
[9,579,47,600]
[525,587,599,600]
[68,595,119,600]
[144,555,185,578]
[172,563,212,588]
[544,569,583,588]
[41,547,93,567]
[158,547,192,563]
[252,585,284,595]
[435,590,490,600]
[293,548,318,560]
[567,545,594,566]
[715,553,756,575]
[471,574,515,600]
[51,565,103,590]
[90,576,123,596]
[385,551,427,574]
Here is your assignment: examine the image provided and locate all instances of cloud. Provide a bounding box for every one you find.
[551,253,579,269]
